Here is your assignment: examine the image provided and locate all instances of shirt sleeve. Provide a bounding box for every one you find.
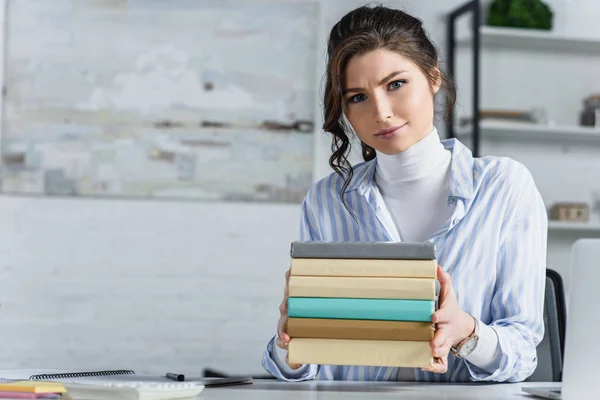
[261,194,322,381]
[464,319,502,373]
[271,338,311,377]
[465,164,547,382]
[261,336,317,381]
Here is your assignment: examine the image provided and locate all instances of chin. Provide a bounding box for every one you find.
[374,139,415,155]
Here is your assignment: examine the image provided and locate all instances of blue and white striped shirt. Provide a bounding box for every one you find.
[262,137,547,383]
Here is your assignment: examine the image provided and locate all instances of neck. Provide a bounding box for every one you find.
[375,127,449,183]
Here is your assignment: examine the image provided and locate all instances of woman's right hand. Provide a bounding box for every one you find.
[275,268,303,369]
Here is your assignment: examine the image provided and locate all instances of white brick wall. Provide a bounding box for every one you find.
[0,196,299,375]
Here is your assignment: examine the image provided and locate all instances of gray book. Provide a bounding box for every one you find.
[290,241,436,260]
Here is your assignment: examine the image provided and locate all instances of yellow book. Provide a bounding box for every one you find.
[0,381,66,394]
[288,338,434,368]
[288,276,436,300]
[290,258,437,278]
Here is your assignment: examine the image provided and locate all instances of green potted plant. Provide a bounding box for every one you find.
[487,0,553,30]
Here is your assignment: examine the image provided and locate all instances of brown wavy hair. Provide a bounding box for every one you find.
[323,5,456,198]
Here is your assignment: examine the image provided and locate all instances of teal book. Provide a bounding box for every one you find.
[287,297,434,322]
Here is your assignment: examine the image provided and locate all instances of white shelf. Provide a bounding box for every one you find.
[548,221,600,235]
[456,121,600,143]
[459,26,600,52]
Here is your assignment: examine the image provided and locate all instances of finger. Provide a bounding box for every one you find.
[279,298,288,315]
[430,327,447,349]
[432,342,451,359]
[277,317,290,344]
[282,327,290,343]
[275,335,285,349]
[276,331,289,349]
[436,265,452,301]
[421,356,448,374]
[432,334,454,360]
[431,306,449,324]
[276,335,291,349]
[284,270,291,296]
[436,265,451,284]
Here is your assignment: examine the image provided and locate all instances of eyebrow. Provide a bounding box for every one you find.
[343,70,408,95]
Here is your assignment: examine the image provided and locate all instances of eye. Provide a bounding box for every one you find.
[388,80,405,90]
[348,93,367,104]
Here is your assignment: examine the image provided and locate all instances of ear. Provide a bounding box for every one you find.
[431,66,442,95]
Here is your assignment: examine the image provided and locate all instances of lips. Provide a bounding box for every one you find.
[375,123,407,138]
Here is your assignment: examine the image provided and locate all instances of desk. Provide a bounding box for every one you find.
[199,379,559,399]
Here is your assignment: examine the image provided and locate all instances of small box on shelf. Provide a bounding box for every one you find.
[550,202,589,223]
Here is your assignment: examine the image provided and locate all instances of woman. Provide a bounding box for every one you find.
[262,5,547,383]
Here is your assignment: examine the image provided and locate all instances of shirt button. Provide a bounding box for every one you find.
[448,198,455,205]
[453,218,459,225]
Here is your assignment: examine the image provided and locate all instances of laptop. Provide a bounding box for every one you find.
[522,239,600,399]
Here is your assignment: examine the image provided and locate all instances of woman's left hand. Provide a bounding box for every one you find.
[422,265,476,373]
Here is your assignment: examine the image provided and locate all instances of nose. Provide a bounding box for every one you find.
[372,93,393,123]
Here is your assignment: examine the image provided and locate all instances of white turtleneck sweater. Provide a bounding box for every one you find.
[374,126,453,242]
[272,128,502,379]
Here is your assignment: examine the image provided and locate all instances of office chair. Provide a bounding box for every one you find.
[526,269,567,382]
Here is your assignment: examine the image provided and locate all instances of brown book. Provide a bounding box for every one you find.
[287,318,434,341]
[288,338,434,368]
[290,258,437,278]
[288,276,437,300]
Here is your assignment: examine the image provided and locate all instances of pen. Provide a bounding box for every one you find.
[165,372,185,381]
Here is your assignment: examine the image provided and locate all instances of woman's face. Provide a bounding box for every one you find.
[343,49,440,155]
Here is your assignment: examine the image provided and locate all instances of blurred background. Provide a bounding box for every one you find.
[0,0,598,378]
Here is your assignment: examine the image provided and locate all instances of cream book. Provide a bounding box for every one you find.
[288,338,434,368]
[288,276,437,300]
[290,258,437,278]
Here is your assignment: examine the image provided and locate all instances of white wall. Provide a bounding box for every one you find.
[0,0,599,376]
[0,197,298,375]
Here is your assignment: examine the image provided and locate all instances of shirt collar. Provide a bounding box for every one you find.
[344,138,475,200]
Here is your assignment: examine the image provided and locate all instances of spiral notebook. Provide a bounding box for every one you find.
[0,370,136,383]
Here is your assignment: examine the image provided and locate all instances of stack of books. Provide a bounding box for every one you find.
[287,241,439,368]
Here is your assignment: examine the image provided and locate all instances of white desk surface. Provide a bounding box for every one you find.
[198,379,559,399]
